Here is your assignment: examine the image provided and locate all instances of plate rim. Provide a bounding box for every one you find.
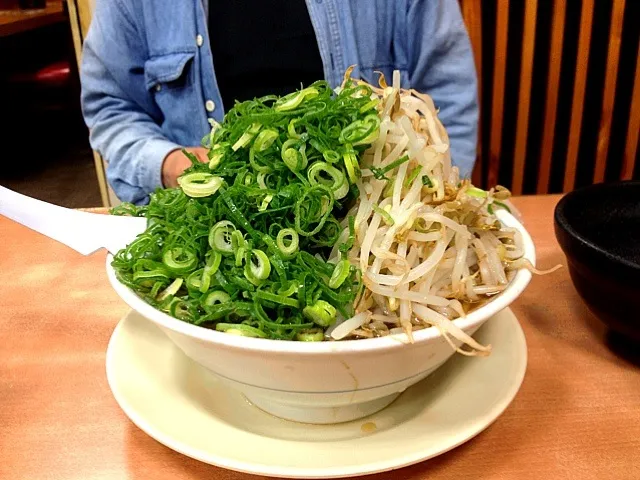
[105,308,528,479]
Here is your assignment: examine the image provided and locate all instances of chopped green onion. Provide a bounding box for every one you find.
[323,150,341,163]
[207,143,228,170]
[382,179,394,198]
[277,282,298,297]
[230,229,247,252]
[329,259,351,289]
[177,172,223,198]
[256,172,268,189]
[294,185,334,237]
[181,149,201,166]
[489,200,511,214]
[253,129,278,152]
[216,323,267,338]
[288,119,300,139]
[307,161,349,200]
[296,328,325,341]
[186,269,205,291]
[422,176,438,193]
[109,78,374,340]
[342,145,361,184]
[243,249,271,286]
[232,123,262,151]
[338,215,356,254]
[235,247,245,267]
[466,187,487,198]
[162,247,198,274]
[204,250,222,275]
[195,251,222,293]
[258,194,274,212]
[149,281,164,298]
[204,290,231,306]
[274,86,319,111]
[208,220,236,255]
[281,139,308,172]
[157,278,183,301]
[131,269,170,287]
[358,99,379,114]
[372,204,395,226]
[254,290,300,308]
[249,149,273,173]
[303,300,337,327]
[339,114,380,145]
[169,299,191,321]
[370,155,410,181]
[404,165,423,188]
[276,228,299,256]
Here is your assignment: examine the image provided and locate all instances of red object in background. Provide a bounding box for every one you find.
[8,60,70,87]
[33,60,69,86]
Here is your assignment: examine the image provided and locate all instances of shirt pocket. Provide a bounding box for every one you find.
[144,50,202,142]
[144,51,196,91]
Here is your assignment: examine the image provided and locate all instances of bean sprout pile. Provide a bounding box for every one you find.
[326,70,553,354]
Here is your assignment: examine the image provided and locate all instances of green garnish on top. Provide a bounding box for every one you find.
[110,80,378,340]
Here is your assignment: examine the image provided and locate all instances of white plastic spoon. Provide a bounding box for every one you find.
[0,185,147,255]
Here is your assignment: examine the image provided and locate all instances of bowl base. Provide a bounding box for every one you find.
[244,392,401,425]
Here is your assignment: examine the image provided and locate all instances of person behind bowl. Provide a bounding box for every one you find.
[80,0,478,205]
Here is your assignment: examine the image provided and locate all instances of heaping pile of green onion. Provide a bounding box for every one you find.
[111,79,381,340]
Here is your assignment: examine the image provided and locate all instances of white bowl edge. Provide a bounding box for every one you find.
[105,209,534,355]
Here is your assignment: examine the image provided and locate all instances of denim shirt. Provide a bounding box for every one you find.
[81,0,478,205]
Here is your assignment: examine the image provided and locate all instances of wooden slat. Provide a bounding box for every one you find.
[511,0,538,195]
[66,0,83,68]
[460,0,484,187]
[78,0,94,37]
[593,0,626,183]
[536,1,566,194]
[487,0,509,188]
[621,46,640,180]
[67,0,113,207]
[563,0,594,192]
[92,151,111,208]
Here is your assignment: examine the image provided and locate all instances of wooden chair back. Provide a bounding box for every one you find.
[66,0,120,207]
[460,0,640,194]
[68,0,640,201]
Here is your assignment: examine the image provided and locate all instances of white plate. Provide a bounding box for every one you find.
[106,308,527,479]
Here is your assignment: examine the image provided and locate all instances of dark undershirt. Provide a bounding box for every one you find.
[208,0,325,113]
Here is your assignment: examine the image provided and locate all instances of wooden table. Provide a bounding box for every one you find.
[0,1,65,37]
[1,195,639,480]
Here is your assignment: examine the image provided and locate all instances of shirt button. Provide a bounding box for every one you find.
[205,100,215,112]
[155,84,162,92]
[196,34,204,47]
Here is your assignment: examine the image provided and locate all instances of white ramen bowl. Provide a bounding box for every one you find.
[106,210,534,424]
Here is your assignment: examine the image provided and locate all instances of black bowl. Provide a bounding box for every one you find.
[554,180,640,343]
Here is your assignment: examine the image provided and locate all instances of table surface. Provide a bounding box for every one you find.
[0,1,64,37]
[1,195,639,480]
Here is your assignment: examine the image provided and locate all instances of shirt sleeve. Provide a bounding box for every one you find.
[80,0,180,205]
[406,0,479,178]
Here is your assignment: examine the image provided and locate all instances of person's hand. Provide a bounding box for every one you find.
[162,147,208,188]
